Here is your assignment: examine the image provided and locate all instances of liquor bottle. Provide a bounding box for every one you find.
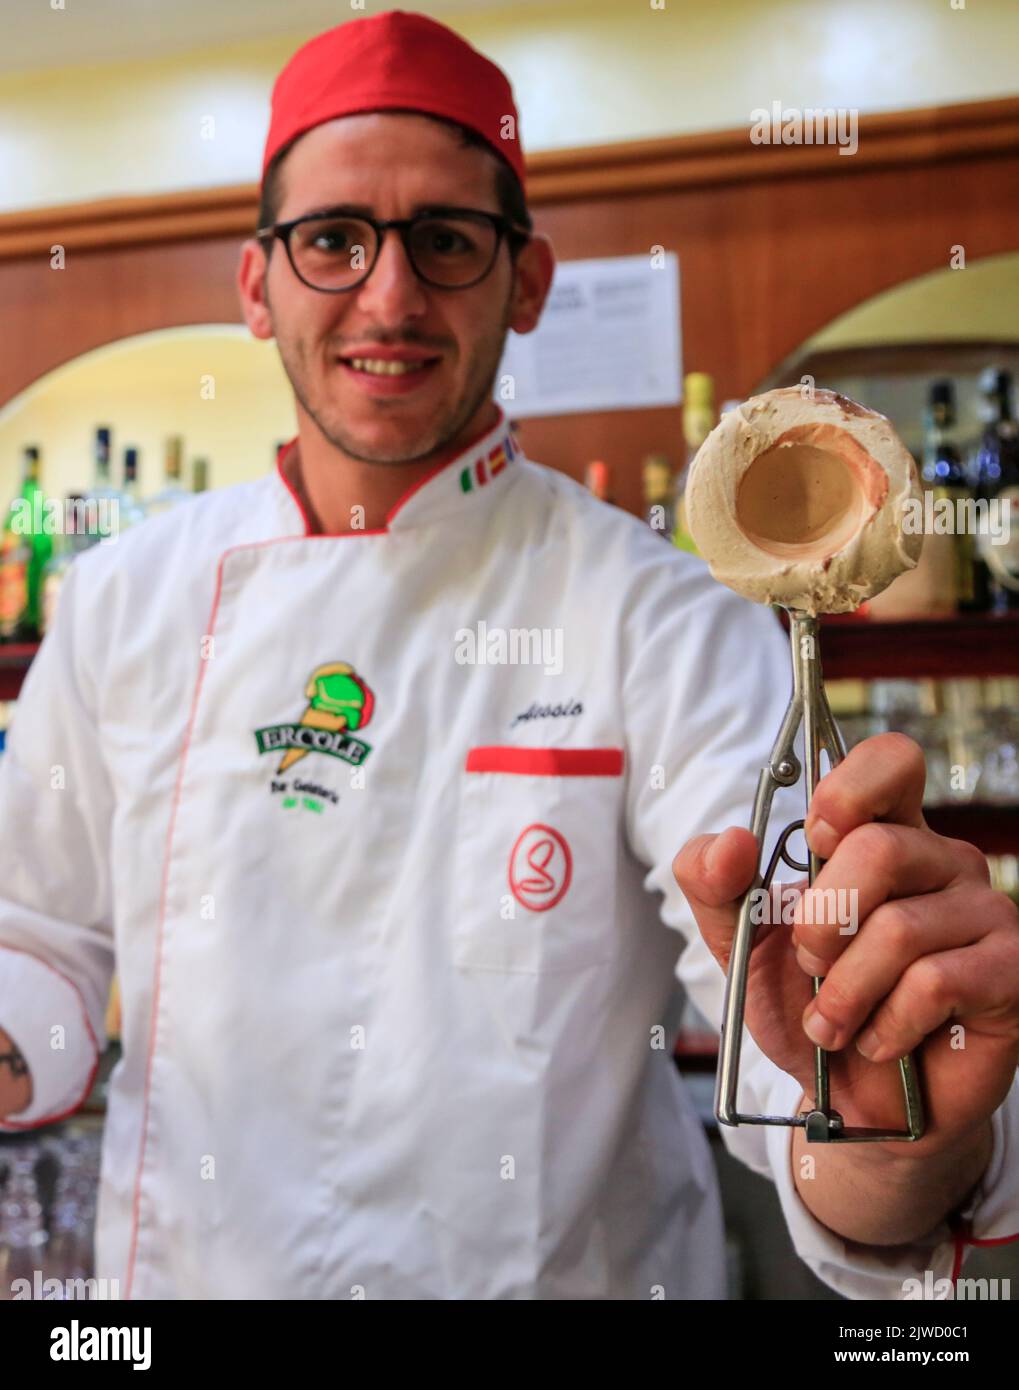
[972,368,1019,612]
[84,425,121,546]
[41,493,93,635]
[23,447,53,639]
[41,514,68,638]
[0,502,29,641]
[120,447,148,530]
[0,1153,47,1287]
[0,446,52,642]
[980,677,1019,804]
[146,435,191,515]
[940,677,985,802]
[192,457,210,494]
[584,460,612,503]
[823,677,871,751]
[641,454,675,537]
[105,974,122,1042]
[921,381,988,613]
[673,372,715,554]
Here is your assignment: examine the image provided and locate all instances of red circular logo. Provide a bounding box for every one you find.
[508,824,573,912]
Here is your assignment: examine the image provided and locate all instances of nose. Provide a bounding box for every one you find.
[353,226,429,320]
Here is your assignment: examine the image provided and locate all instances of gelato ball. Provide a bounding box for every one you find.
[685,386,923,614]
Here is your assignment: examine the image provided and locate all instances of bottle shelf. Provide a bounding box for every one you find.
[0,642,38,700]
[924,804,1019,855]
[2,631,1017,849]
[802,612,1019,680]
[5,615,1017,700]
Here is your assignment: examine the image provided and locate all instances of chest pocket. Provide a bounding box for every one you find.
[452,746,625,973]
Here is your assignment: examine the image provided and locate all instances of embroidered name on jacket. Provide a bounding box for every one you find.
[254,661,375,774]
[511,700,583,728]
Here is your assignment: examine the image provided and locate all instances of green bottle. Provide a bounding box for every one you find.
[673,373,715,555]
[23,447,53,637]
[1,446,52,641]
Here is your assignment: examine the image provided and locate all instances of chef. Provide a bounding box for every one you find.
[1,11,1018,1300]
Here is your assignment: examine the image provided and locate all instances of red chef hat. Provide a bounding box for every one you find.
[262,10,526,193]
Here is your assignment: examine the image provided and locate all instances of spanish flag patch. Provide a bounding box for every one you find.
[460,427,519,493]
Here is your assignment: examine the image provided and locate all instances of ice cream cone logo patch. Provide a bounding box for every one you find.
[255,662,374,773]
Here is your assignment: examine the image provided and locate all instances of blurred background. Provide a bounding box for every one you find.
[1,0,1017,1299]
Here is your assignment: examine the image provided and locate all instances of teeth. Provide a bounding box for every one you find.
[347,358,431,375]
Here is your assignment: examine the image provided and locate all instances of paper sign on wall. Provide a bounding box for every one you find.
[494,253,681,419]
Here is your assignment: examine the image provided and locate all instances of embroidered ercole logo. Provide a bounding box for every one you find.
[255,661,375,774]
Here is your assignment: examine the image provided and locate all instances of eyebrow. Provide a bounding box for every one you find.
[293,202,495,220]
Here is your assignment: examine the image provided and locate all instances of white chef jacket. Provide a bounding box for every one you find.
[1,407,1017,1300]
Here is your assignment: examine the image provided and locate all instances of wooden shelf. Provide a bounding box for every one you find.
[0,643,38,700]
[674,1032,720,1069]
[3,626,1017,848]
[6,615,1018,700]
[801,612,1019,680]
[925,804,1019,856]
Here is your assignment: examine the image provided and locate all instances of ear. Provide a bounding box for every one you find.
[508,231,555,336]
[237,239,275,340]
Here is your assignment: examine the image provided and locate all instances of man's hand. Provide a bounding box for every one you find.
[673,732,1019,1160]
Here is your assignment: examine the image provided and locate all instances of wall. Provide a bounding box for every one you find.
[1,0,1018,213]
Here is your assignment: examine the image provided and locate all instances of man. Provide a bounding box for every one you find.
[1,11,1017,1300]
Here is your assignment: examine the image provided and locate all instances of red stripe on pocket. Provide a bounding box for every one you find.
[465,746,624,776]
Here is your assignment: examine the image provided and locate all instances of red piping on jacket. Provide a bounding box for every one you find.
[128,409,518,1294]
[949,1214,1019,1288]
[125,534,296,1298]
[275,406,510,537]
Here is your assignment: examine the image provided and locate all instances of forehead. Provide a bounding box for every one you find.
[276,111,500,215]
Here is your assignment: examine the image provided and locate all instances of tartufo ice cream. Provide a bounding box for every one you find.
[684,386,923,614]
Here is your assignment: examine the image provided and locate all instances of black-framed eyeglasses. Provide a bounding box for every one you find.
[255,205,531,292]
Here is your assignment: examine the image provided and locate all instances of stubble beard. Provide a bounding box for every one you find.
[271,292,513,467]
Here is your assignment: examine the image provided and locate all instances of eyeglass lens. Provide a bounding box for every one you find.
[288,215,500,289]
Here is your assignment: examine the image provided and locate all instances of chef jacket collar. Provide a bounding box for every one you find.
[274,406,522,537]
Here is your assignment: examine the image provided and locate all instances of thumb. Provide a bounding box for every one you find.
[672,826,760,968]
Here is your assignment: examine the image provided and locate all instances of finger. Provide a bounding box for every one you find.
[852,930,1019,1063]
[792,823,987,972]
[672,826,758,968]
[799,885,990,1052]
[805,732,927,862]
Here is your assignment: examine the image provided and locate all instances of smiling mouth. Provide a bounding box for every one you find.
[338,356,442,377]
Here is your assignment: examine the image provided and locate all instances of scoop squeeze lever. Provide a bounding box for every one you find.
[713,610,924,1142]
[684,387,927,1142]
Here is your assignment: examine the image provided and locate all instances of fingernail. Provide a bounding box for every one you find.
[705,836,726,874]
[796,945,829,977]
[803,1009,838,1049]
[856,1028,882,1060]
[808,817,838,852]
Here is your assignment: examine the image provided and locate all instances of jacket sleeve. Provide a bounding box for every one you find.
[0,557,114,1130]
[620,550,1019,1299]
